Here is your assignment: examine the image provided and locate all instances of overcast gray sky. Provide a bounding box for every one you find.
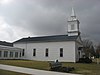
[0,0,100,44]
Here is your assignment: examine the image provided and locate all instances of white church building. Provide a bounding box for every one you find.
[0,8,83,62]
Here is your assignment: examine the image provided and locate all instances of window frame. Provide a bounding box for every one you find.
[19,51,21,57]
[4,51,8,57]
[71,24,75,30]
[33,49,36,56]
[45,48,49,57]
[60,48,63,57]
[15,52,18,58]
[10,51,13,57]
[22,49,25,56]
[0,51,2,57]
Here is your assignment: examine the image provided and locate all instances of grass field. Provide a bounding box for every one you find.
[0,59,100,75]
[0,69,30,75]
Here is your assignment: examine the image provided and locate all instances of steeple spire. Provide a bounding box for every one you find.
[71,7,76,17]
[69,7,77,21]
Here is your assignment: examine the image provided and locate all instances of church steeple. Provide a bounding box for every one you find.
[70,7,77,21]
[71,7,76,17]
[67,8,80,36]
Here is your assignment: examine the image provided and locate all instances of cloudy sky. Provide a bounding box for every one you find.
[0,0,100,44]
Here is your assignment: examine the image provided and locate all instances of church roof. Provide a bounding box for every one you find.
[0,45,22,50]
[13,35,78,43]
[0,41,13,47]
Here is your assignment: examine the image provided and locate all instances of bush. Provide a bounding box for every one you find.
[79,57,92,63]
[51,67,75,73]
[60,67,75,73]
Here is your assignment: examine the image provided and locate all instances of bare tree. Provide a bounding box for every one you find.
[96,43,100,58]
[95,43,100,64]
[82,39,95,58]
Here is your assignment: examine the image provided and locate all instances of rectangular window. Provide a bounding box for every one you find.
[45,48,49,57]
[0,51,2,57]
[22,49,25,56]
[15,52,18,58]
[60,48,63,57]
[10,52,13,57]
[33,49,36,56]
[4,51,8,57]
[71,24,74,30]
[19,52,21,57]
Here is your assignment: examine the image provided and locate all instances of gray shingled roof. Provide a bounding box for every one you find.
[0,45,22,50]
[0,41,13,47]
[13,35,78,43]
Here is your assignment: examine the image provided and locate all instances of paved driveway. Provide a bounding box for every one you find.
[0,64,80,75]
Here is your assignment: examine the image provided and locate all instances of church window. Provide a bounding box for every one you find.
[10,51,13,57]
[33,49,36,56]
[19,52,21,57]
[78,51,81,58]
[15,52,18,57]
[0,51,2,57]
[78,47,82,50]
[22,49,25,56]
[45,48,49,57]
[4,51,8,57]
[60,48,63,57]
[71,24,74,30]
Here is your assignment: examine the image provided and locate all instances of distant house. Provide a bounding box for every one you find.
[0,8,83,62]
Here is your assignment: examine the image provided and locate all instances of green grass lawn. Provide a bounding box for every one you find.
[0,59,100,75]
[0,69,30,75]
[0,60,50,70]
